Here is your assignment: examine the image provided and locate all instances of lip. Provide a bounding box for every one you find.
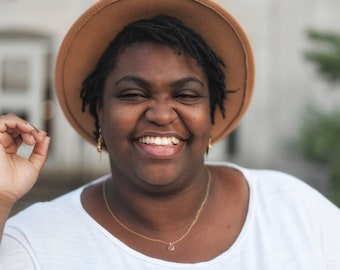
[133,133,186,159]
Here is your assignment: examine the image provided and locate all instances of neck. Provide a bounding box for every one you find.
[104,166,210,239]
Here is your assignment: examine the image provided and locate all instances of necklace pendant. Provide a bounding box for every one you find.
[167,244,175,251]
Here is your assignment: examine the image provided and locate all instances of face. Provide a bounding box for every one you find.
[98,42,211,189]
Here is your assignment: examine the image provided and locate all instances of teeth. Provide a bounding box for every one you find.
[139,136,180,146]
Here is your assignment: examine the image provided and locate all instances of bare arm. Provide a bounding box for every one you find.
[0,114,50,243]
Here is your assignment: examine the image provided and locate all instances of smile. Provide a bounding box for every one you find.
[138,136,180,146]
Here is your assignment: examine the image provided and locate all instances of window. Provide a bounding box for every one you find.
[0,34,51,156]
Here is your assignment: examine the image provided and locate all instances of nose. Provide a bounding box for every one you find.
[144,99,178,126]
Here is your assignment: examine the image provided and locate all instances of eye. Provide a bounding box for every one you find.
[117,90,149,102]
[174,91,202,104]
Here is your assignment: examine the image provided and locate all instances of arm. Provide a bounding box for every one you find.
[0,114,50,243]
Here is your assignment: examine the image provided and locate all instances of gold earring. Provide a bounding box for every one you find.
[97,128,103,153]
[206,138,212,155]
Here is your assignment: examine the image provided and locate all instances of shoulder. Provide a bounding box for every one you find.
[208,162,340,257]
[208,161,313,193]
[2,187,84,267]
[230,163,340,233]
[3,177,109,262]
[5,175,109,237]
[208,161,339,216]
[243,167,331,206]
[233,164,340,267]
[215,162,322,197]
[8,175,110,224]
[7,186,84,232]
[243,167,312,196]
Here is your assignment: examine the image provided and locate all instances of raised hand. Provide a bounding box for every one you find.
[0,113,50,207]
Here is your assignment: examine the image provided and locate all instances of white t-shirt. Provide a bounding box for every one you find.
[1,162,339,269]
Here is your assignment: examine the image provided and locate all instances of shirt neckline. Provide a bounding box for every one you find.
[76,162,255,268]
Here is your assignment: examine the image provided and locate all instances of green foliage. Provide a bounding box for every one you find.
[305,30,340,82]
[297,108,340,206]
[300,30,340,205]
[299,108,340,163]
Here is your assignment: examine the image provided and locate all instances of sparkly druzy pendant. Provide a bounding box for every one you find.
[167,244,175,251]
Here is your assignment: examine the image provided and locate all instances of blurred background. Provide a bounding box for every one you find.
[0,0,339,214]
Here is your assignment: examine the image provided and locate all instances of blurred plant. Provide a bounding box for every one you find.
[298,30,340,206]
[297,107,340,189]
[305,30,340,82]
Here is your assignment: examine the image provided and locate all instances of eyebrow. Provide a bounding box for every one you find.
[115,75,204,89]
[115,75,151,89]
[170,77,204,88]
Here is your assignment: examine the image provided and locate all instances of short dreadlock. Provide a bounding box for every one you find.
[81,15,228,139]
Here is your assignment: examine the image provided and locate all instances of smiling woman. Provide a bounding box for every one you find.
[0,0,339,269]
[97,42,210,179]
[92,42,212,200]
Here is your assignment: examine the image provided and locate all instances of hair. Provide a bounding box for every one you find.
[80,15,228,139]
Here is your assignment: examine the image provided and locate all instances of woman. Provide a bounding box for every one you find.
[0,0,339,269]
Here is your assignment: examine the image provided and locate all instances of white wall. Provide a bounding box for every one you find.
[210,0,340,170]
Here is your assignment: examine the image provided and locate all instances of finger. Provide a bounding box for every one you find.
[0,131,37,154]
[3,136,23,154]
[6,126,47,146]
[11,132,36,146]
[0,114,48,153]
[31,129,47,144]
[0,130,21,149]
[29,136,50,172]
[0,114,40,134]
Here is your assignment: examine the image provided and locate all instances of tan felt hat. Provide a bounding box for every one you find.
[55,0,255,145]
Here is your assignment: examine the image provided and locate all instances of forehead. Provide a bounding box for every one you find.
[109,42,206,83]
[110,42,207,81]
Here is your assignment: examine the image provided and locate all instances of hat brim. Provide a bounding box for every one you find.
[55,0,255,145]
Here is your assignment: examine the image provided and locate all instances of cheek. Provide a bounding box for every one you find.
[184,105,211,138]
[100,104,133,141]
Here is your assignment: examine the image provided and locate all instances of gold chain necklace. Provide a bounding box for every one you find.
[102,168,211,252]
